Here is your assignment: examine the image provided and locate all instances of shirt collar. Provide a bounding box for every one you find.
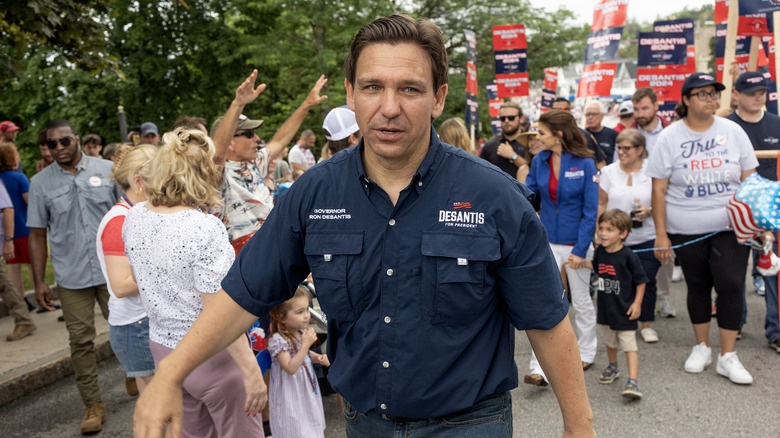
[55,155,89,174]
[355,124,443,196]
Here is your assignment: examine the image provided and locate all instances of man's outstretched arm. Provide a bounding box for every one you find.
[133,290,258,438]
[527,316,597,438]
[264,75,328,160]
[212,70,267,166]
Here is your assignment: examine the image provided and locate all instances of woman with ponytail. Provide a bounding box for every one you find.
[123,128,266,437]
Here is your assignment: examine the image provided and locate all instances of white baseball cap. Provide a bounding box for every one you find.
[322,107,359,141]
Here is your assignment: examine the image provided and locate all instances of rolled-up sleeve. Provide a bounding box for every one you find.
[26,177,48,229]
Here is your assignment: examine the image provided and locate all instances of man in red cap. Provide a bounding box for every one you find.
[0,121,21,143]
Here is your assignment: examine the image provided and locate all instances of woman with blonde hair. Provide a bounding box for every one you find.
[96,144,157,394]
[123,129,266,437]
[438,117,474,154]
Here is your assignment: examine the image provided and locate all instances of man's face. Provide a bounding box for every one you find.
[141,133,159,145]
[1,131,17,142]
[46,126,81,167]
[498,107,521,136]
[301,135,315,149]
[346,42,447,163]
[83,142,102,158]
[39,143,53,164]
[736,89,767,114]
[633,96,658,128]
[552,101,571,111]
[229,129,260,162]
[584,104,604,129]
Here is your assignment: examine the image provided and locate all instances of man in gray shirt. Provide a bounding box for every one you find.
[28,119,121,435]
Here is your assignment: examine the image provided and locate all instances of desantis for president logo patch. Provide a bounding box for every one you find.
[439,201,485,228]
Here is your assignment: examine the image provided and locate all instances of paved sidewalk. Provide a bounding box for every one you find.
[0,293,112,407]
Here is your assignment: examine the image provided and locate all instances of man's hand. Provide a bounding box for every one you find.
[3,240,14,261]
[35,283,56,311]
[234,70,267,107]
[133,367,184,438]
[241,370,268,416]
[302,75,329,109]
[497,142,514,159]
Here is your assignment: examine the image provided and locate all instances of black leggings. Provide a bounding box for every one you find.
[669,231,749,330]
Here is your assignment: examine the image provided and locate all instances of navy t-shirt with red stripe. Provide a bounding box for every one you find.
[593,245,648,330]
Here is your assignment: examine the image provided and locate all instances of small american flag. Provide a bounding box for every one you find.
[453,202,472,209]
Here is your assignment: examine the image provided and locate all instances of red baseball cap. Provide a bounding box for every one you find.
[0,121,20,132]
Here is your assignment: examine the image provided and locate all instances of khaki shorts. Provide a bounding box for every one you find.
[602,325,637,352]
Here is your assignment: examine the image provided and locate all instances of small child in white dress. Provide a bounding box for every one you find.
[268,286,329,438]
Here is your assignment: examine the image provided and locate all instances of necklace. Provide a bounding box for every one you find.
[121,194,134,207]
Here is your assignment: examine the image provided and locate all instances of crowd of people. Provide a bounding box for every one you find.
[1,12,779,438]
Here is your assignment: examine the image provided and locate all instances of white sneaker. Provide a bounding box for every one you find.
[640,327,659,343]
[672,266,684,282]
[716,352,754,384]
[684,342,712,373]
[657,298,677,318]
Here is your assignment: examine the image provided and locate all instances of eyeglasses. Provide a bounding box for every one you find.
[690,90,721,101]
[499,116,517,122]
[46,136,74,149]
[584,113,601,117]
[233,130,255,139]
[616,145,638,152]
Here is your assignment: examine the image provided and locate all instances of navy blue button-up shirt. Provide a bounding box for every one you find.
[223,127,568,418]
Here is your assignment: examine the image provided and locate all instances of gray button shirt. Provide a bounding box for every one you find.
[27,156,121,289]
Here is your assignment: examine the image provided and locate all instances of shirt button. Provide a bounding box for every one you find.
[384,316,391,323]
[386,268,394,276]
[417,181,423,186]
[382,361,390,368]
[388,218,396,226]
[380,404,387,410]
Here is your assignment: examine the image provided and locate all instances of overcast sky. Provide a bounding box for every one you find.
[527,0,714,25]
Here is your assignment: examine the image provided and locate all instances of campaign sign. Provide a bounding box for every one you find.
[636,65,688,102]
[541,88,556,109]
[716,55,752,82]
[544,69,558,91]
[465,93,479,126]
[654,18,695,45]
[715,24,751,58]
[464,30,477,63]
[657,102,678,121]
[490,118,502,136]
[496,73,529,97]
[687,46,697,74]
[762,67,779,114]
[577,63,617,98]
[486,82,499,100]
[494,49,528,75]
[638,32,688,66]
[715,0,729,24]
[592,0,629,32]
[740,0,780,15]
[492,24,527,52]
[488,98,503,118]
[467,60,479,95]
[583,27,623,64]
[738,13,773,36]
[762,36,776,80]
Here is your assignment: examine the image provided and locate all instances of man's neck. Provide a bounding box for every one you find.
[736,108,764,123]
[362,144,428,206]
[503,131,519,142]
[59,151,83,174]
[640,115,659,133]
[587,125,603,133]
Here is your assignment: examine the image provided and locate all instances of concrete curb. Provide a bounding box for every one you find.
[0,335,114,407]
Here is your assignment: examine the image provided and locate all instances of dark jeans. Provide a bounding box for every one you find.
[344,392,512,437]
[669,231,749,330]
[629,240,661,322]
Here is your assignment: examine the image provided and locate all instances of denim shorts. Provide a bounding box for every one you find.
[109,317,155,378]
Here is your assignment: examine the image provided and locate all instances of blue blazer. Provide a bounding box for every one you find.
[524,150,598,258]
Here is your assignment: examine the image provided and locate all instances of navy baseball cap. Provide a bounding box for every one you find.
[734,72,768,93]
[681,72,726,97]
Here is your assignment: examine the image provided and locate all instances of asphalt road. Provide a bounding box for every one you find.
[2,278,779,437]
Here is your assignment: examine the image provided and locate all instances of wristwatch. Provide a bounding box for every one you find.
[510,153,519,162]
[4,236,13,241]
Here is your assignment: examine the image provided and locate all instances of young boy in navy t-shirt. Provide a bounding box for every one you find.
[585,209,648,399]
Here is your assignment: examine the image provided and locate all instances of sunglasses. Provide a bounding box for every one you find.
[46,136,74,149]
[233,130,255,139]
[499,115,517,122]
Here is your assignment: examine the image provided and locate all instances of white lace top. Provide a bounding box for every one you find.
[123,202,235,349]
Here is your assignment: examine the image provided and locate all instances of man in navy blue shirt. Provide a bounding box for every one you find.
[134,15,595,438]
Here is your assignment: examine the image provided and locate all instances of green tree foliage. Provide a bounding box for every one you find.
[0,0,592,172]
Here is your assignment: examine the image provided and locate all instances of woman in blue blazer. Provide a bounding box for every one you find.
[523,109,599,385]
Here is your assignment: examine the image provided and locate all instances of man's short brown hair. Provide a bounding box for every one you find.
[344,14,448,92]
[632,87,658,105]
[499,102,523,117]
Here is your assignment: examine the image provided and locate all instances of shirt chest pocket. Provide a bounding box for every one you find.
[304,231,364,321]
[421,233,501,324]
[45,185,74,216]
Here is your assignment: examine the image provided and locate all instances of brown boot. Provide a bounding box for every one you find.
[125,377,139,396]
[80,402,106,434]
[6,324,36,341]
